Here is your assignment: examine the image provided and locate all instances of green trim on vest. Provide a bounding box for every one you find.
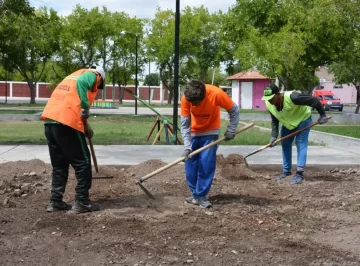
[266,91,311,130]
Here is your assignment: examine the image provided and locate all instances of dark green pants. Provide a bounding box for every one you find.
[44,123,92,203]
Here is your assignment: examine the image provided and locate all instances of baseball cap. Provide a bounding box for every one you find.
[261,84,280,101]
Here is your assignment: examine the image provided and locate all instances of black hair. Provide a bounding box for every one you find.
[184,80,206,102]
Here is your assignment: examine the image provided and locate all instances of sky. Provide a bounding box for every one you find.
[29,0,236,18]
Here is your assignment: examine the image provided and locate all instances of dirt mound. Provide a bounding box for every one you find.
[216,154,261,180]
[0,159,50,180]
[0,159,52,206]
[125,159,167,179]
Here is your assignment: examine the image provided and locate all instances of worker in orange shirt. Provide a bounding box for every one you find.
[181,80,240,208]
[41,65,105,213]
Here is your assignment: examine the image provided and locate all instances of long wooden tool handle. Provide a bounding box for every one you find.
[244,116,331,159]
[83,120,99,173]
[137,123,254,183]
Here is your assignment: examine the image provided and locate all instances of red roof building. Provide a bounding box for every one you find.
[226,69,271,110]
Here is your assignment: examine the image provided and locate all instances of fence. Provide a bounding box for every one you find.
[0,81,170,104]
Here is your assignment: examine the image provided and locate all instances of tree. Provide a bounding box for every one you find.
[224,0,348,91]
[0,2,61,103]
[144,73,160,86]
[180,6,222,81]
[328,0,360,113]
[147,8,176,104]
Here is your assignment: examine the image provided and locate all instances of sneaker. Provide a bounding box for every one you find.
[69,201,101,214]
[290,173,304,185]
[199,197,212,209]
[46,201,72,212]
[185,196,199,205]
[276,171,292,181]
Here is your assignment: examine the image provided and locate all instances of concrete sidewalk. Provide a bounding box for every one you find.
[0,145,358,168]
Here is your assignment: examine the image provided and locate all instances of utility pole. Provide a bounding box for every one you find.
[173,0,180,145]
[148,58,151,104]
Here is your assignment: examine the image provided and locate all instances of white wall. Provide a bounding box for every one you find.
[231,80,240,106]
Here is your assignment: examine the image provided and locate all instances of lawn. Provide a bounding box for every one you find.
[312,125,360,138]
[0,115,271,145]
[245,120,360,139]
[0,103,46,108]
[0,110,41,114]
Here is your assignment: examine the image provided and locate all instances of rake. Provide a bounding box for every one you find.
[243,116,332,164]
[136,123,255,199]
[84,120,114,180]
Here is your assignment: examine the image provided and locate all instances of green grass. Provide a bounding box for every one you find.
[0,110,41,114]
[0,115,271,145]
[244,120,360,139]
[0,103,46,108]
[312,126,360,138]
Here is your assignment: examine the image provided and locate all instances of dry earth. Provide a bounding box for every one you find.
[0,155,360,265]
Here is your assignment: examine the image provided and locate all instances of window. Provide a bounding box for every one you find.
[334,84,343,89]
[323,95,339,100]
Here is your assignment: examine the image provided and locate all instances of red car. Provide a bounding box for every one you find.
[312,90,343,111]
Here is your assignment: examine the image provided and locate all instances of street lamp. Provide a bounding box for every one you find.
[148,57,151,105]
[121,30,138,115]
[173,0,180,144]
[4,53,8,104]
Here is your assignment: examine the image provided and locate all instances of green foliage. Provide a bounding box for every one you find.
[144,73,160,86]
[225,0,347,91]
[0,2,61,103]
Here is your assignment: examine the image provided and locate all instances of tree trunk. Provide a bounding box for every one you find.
[355,86,360,114]
[118,86,125,104]
[168,87,173,105]
[28,81,36,104]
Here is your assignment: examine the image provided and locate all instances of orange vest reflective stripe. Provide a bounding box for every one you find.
[41,69,101,133]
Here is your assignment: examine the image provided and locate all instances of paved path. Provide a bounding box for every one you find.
[0,145,358,168]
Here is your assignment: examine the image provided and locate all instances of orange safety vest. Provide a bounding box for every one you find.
[41,69,101,133]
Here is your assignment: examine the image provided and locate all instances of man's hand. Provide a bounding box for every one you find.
[224,130,235,141]
[269,137,277,147]
[182,149,191,161]
[85,125,94,139]
[318,115,328,125]
[81,109,90,120]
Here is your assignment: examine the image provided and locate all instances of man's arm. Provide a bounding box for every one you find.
[76,72,97,109]
[270,113,279,138]
[290,91,326,116]
[226,103,240,133]
[180,116,192,151]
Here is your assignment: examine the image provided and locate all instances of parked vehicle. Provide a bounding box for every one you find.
[312,90,343,111]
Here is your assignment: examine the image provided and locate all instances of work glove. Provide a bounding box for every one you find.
[318,115,328,125]
[224,130,235,141]
[182,149,191,161]
[81,109,90,120]
[269,137,277,148]
[85,124,94,139]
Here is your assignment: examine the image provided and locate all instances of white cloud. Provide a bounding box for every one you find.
[29,0,236,18]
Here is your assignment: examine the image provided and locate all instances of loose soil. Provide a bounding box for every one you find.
[1,155,360,265]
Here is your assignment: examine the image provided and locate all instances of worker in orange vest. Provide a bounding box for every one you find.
[42,65,105,213]
[181,80,240,208]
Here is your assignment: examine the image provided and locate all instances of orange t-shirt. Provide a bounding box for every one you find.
[181,84,234,133]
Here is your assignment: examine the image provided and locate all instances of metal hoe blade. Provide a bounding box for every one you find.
[137,180,156,200]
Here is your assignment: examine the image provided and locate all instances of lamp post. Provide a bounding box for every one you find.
[121,31,138,115]
[173,0,180,144]
[148,58,151,105]
[4,53,8,104]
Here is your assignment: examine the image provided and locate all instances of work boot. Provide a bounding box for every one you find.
[69,201,101,214]
[276,171,292,181]
[46,201,72,212]
[290,173,304,185]
[185,195,199,205]
[199,197,212,209]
